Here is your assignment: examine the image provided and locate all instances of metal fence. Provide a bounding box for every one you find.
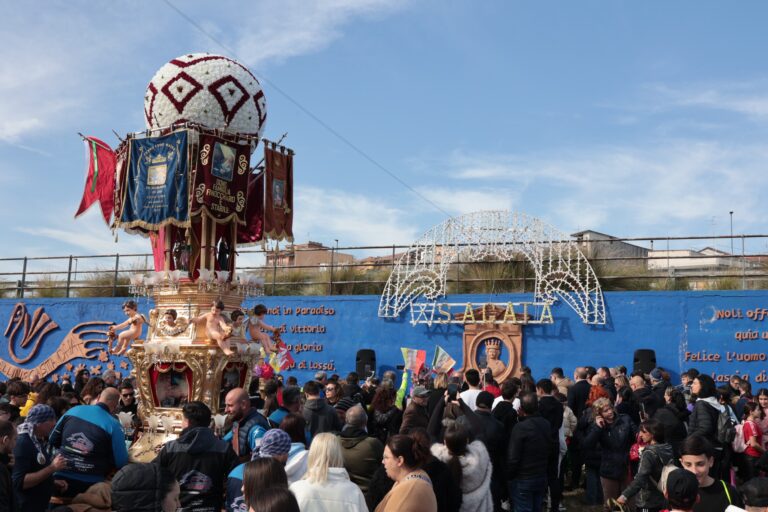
[1,234,768,298]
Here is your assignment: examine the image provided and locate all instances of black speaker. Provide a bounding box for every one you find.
[633,349,657,375]
[356,349,376,377]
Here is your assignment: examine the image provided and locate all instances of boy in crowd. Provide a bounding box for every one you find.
[679,435,743,512]
[664,469,700,512]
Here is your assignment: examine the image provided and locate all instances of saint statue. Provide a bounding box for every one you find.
[484,338,507,380]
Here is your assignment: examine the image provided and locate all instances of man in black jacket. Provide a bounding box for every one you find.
[155,401,238,512]
[567,368,590,490]
[537,379,564,512]
[507,392,550,512]
[303,380,342,440]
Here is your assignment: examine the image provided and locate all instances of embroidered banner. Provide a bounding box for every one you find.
[119,131,190,230]
[191,135,251,225]
[263,144,294,241]
[236,172,264,246]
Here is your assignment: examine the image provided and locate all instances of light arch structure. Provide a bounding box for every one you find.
[378,210,606,324]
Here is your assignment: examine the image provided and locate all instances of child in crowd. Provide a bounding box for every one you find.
[679,435,743,511]
[663,469,700,512]
[740,402,765,481]
[110,300,145,355]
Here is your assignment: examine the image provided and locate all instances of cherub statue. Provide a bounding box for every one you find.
[190,300,233,355]
[246,304,279,356]
[156,309,189,337]
[109,300,145,355]
[228,310,247,350]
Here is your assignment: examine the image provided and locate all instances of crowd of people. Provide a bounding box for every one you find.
[0,364,767,512]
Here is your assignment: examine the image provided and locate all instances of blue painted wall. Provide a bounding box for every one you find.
[1,291,767,386]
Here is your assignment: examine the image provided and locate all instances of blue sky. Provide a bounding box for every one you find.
[3,0,768,267]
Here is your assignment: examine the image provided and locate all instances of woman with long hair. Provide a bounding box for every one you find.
[79,377,105,405]
[242,458,288,510]
[248,487,300,512]
[739,401,765,481]
[430,422,492,512]
[369,387,402,443]
[73,369,90,397]
[280,413,309,483]
[688,374,727,477]
[652,387,689,458]
[375,434,437,512]
[616,418,673,512]
[289,432,367,511]
[756,388,768,439]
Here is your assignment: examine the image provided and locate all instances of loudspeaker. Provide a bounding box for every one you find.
[633,349,657,375]
[356,349,376,377]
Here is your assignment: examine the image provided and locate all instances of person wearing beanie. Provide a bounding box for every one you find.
[12,404,68,511]
[111,463,180,512]
[226,428,292,511]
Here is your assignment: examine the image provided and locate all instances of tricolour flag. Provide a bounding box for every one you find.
[401,347,427,374]
[269,340,295,373]
[431,345,456,374]
[75,136,116,224]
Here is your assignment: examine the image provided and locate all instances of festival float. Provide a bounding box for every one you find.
[74,53,295,460]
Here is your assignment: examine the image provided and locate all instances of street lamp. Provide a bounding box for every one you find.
[730,211,734,255]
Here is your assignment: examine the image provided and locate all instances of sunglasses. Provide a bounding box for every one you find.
[121,393,135,398]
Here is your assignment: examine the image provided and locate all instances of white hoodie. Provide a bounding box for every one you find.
[431,440,493,512]
[285,442,308,484]
[290,467,368,512]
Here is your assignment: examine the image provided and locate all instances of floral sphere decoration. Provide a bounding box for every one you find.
[144,53,267,137]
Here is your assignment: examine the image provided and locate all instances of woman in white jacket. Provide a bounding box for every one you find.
[430,422,493,512]
[289,433,367,512]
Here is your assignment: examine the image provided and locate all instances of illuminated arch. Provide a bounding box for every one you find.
[378,210,606,324]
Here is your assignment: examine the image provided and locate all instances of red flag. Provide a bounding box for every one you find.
[75,136,116,224]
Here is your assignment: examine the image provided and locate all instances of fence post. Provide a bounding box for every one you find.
[66,256,73,298]
[113,254,120,297]
[329,246,335,296]
[271,253,277,296]
[18,257,27,298]
[742,236,746,290]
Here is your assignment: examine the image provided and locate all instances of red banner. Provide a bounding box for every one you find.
[191,135,251,225]
[75,136,116,224]
[236,171,264,246]
[263,144,294,241]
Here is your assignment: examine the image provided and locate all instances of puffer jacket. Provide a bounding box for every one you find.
[583,413,636,480]
[111,463,169,512]
[620,442,674,509]
[688,398,721,446]
[432,440,493,512]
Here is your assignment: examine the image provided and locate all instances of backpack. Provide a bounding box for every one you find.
[651,449,677,494]
[732,421,754,453]
[716,407,737,445]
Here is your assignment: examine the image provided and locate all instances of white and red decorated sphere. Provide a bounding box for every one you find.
[144,53,267,137]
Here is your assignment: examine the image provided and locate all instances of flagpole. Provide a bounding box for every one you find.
[76,133,113,152]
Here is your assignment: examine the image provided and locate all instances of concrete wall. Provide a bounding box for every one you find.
[1,291,767,386]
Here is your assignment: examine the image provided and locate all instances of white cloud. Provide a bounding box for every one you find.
[294,186,420,248]
[423,140,768,237]
[644,81,768,119]
[229,0,410,67]
[416,186,519,216]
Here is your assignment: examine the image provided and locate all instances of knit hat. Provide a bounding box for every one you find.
[25,404,56,425]
[254,428,291,459]
[649,368,663,381]
[334,397,357,412]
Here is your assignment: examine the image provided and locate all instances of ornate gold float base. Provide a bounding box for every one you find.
[126,281,259,461]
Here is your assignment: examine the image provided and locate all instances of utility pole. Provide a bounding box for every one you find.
[730,211,734,255]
